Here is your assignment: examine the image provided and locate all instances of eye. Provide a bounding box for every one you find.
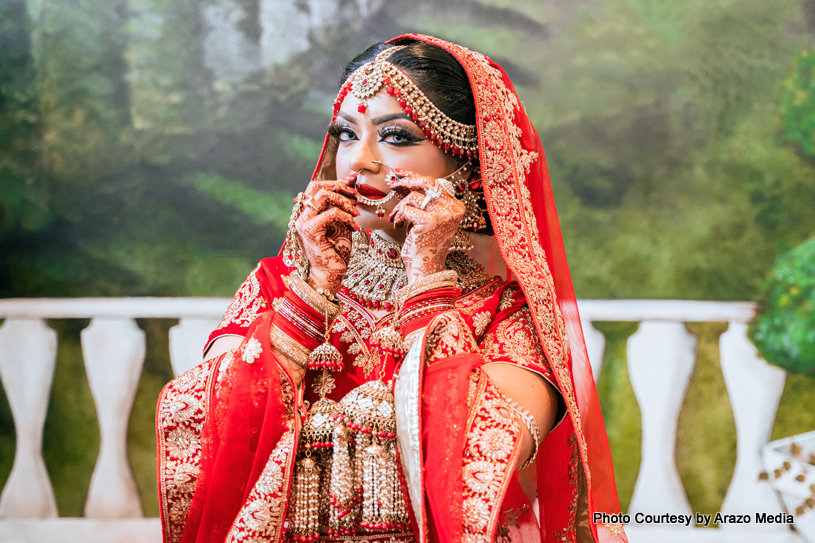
[328,122,358,142]
[379,125,424,146]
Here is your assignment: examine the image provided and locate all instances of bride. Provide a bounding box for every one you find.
[157,35,627,543]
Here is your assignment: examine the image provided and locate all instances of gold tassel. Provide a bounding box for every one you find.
[328,422,356,536]
[292,456,320,542]
[370,325,405,356]
[308,341,343,372]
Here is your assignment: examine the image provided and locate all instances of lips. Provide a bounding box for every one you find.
[355,182,388,198]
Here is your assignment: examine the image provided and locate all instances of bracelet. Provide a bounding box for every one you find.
[277,298,326,344]
[398,287,460,337]
[508,400,542,470]
[288,271,342,321]
[269,324,310,368]
[399,270,458,304]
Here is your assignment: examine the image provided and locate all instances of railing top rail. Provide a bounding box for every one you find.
[0,297,758,322]
[577,299,758,323]
[0,297,232,319]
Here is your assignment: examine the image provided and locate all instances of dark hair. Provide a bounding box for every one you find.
[340,38,476,126]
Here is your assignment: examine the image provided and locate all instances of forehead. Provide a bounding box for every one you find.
[337,90,405,122]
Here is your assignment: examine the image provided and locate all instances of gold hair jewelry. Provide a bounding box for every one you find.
[333,46,478,158]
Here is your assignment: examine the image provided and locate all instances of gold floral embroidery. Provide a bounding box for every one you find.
[242,338,262,364]
[218,263,268,329]
[553,434,579,543]
[498,287,518,312]
[425,312,480,363]
[455,278,503,316]
[158,361,216,543]
[225,429,296,542]
[472,311,491,337]
[461,372,523,543]
[480,307,554,383]
[495,506,529,543]
[334,295,379,377]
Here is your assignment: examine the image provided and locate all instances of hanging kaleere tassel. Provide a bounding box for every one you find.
[291,455,320,542]
[308,306,343,372]
[328,420,358,535]
[334,380,407,532]
[369,320,405,357]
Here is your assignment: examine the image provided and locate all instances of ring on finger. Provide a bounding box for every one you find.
[304,196,320,212]
[420,188,441,210]
[435,178,458,199]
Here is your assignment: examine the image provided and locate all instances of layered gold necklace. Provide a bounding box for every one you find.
[339,230,492,311]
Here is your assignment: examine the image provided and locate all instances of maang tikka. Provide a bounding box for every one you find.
[333,46,479,158]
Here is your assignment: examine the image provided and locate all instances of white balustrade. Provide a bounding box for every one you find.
[0,297,804,543]
[0,319,59,519]
[81,318,146,518]
[169,318,222,376]
[626,321,697,517]
[719,322,787,529]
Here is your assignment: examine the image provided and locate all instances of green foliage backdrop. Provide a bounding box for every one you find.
[1,0,815,518]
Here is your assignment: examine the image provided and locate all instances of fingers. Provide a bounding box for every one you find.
[306,173,358,198]
[387,192,425,222]
[313,189,359,216]
[306,207,357,235]
[387,170,436,193]
[391,203,434,230]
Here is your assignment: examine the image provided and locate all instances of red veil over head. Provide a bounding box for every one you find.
[312,34,627,543]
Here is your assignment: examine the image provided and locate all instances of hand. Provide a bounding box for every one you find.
[295,173,359,295]
[386,169,465,284]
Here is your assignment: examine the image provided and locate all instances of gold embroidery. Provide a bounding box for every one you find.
[226,429,296,542]
[158,361,216,543]
[472,311,491,337]
[455,278,503,316]
[425,312,480,363]
[461,373,523,543]
[495,506,529,543]
[481,308,550,378]
[242,338,262,364]
[498,287,518,312]
[218,263,268,329]
[334,296,379,378]
[553,434,580,542]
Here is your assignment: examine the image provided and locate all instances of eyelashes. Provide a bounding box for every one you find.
[327,121,425,146]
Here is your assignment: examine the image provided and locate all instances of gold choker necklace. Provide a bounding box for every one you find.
[340,231,407,311]
[339,231,492,311]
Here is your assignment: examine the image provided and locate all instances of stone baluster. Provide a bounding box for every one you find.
[581,319,606,383]
[81,318,145,518]
[719,321,787,529]
[627,321,696,517]
[0,319,59,518]
[168,318,221,376]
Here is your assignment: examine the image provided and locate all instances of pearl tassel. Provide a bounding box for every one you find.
[291,456,320,542]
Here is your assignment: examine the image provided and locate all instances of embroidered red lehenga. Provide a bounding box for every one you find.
[156,35,627,543]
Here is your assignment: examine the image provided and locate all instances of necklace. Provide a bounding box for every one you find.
[340,231,407,311]
[340,231,493,311]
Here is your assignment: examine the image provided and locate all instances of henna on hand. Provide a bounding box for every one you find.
[295,175,359,295]
[387,172,465,284]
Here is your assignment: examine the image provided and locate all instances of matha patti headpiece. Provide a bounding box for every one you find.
[332,46,479,158]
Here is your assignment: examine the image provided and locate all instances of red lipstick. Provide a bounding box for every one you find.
[355,182,388,198]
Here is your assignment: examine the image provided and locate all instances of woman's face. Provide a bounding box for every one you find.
[331,89,461,243]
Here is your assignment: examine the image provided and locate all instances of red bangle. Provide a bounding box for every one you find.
[271,291,329,351]
[399,286,461,337]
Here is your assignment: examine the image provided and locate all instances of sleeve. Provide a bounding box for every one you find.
[206,257,292,354]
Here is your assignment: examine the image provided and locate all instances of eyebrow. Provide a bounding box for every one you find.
[337,111,413,125]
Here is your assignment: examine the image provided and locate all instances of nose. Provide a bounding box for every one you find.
[347,141,381,178]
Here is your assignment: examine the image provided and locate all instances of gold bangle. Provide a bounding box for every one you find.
[269,324,310,368]
[399,270,459,304]
[288,271,342,321]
